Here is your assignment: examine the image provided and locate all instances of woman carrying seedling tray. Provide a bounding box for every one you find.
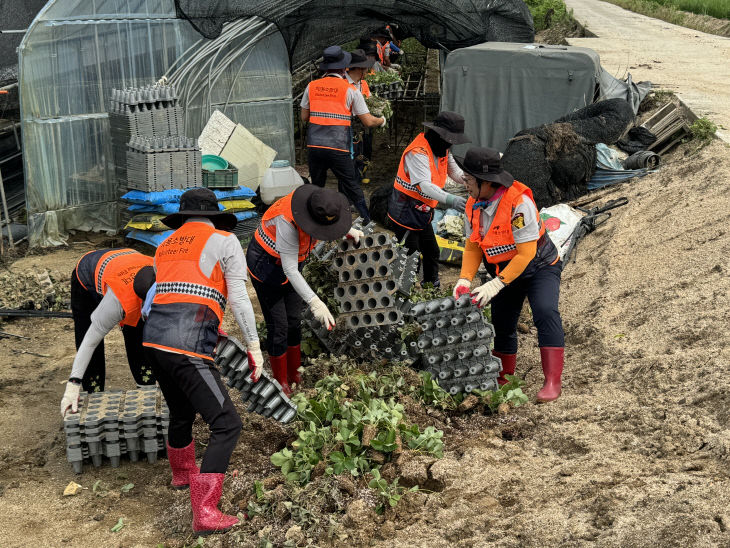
[246,186,362,395]
[452,147,565,402]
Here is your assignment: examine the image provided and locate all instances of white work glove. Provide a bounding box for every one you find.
[309,295,335,330]
[246,340,264,383]
[60,381,81,418]
[471,277,505,308]
[446,193,467,212]
[345,227,364,244]
[453,278,471,300]
[379,117,387,128]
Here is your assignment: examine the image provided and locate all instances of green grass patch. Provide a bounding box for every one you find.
[524,0,574,31]
[601,0,730,37]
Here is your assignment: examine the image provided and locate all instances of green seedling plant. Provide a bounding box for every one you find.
[473,374,529,411]
[368,469,419,514]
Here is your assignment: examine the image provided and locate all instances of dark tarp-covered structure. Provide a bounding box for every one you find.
[174,0,535,69]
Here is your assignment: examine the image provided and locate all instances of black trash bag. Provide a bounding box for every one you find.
[617,126,657,154]
[503,99,635,209]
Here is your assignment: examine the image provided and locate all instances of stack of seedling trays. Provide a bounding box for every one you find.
[126,135,202,192]
[369,81,404,99]
[109,84,184,186]
[215,336,297,424]
[63,386,169,474]
[302,221,420,362]
[407,295,501,395]
[233,215,259,248]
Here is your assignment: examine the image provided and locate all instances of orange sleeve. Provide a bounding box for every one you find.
[459,239,484,281]
[498,240,537,284]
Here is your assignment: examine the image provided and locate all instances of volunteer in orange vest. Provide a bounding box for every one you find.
[347,49,374,183]
[300,45,385,224]
[371,28,392,68]
[60,249,156,417]
[453,147,565,402]
[387,111,470,288]
[142,188,264,535]
[246,186,360,395]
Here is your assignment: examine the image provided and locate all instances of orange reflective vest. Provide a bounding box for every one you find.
[361,80,371,98]
[376,41,385,64]
[306,76,352,153]
[254,191,316,263]
[392,133,448,209]
[465,181,546,272]
[143,222,229,359]
[75,248,152,327]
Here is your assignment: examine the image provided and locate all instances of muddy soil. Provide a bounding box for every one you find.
[0,134,728,546]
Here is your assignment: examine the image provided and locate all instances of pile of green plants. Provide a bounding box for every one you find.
[270,363,444,490]
[364,70,404,88]
[365,95,393,120]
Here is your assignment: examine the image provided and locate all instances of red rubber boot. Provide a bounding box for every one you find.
[190,472,239,535]
[286,345,302,387]
[493,351,517,386]
[270,353,291,396]
[536,347,564,403]
[167,440,200,489]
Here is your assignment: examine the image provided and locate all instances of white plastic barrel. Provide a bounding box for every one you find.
[260,160,304,205]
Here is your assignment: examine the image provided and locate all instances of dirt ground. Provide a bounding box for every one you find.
[0,133,729,546]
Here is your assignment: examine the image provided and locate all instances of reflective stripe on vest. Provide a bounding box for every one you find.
[89,249,151,327]
[152,222,228,323]
[466,181,546,271]
[392,133,448,209]
[306,76,352,153]
[254,191,316,262]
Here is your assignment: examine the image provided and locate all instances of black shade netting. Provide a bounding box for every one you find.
[174,0,534,70]
[503,99,635,208]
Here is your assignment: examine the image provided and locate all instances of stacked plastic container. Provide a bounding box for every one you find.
[126,136,202,192]
[63,386,169,474]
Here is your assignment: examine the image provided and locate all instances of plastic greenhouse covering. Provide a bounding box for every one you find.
[19,0,294,247]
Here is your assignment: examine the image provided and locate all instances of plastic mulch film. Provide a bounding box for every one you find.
[19,0,293,247]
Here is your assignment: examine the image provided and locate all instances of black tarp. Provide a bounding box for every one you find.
[174,0,535,70]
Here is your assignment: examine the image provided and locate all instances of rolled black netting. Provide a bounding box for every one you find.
[174,0,534,70]
[503,99,635,208]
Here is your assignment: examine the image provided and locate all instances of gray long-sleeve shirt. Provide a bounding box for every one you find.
[267,215,317,303]
[403,151,465,203]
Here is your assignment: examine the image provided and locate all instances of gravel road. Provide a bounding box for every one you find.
[564,0,730,141]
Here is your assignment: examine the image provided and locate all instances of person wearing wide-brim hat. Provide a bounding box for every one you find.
[452,147,565,403]
[387,111,470,288]
[246,185,362,395]
[347,49,376,182]
[370,28,393,67]
[357,38,385,73]
[300,45,385,225]
[60,249,157,420]
[142,187,264,535]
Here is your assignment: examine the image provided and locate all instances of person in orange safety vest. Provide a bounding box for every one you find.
[387,111,470,288]
[60,249,157,418]
[142,188,264,535]
[300,45,385,224]
[246,186,362,395]
[452,147,565,403]
[347,49,375,184]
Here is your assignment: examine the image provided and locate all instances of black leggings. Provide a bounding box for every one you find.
[251,277,304,357]
[391,222,440,285]
[491,261,565,354]
[146,347,242,473]
[70,272,153,392]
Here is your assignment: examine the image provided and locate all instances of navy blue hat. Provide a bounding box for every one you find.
[319,45,352,71]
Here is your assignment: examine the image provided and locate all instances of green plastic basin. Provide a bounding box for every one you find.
[201,154,229,171]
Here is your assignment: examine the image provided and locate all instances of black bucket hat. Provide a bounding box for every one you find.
[349,49,375,69]
[291,185,352,241]
[454,147,514,188]
[132,265,155,300]
[422,111,471,145]
[319,45,352,71]
[161,188,237,231]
